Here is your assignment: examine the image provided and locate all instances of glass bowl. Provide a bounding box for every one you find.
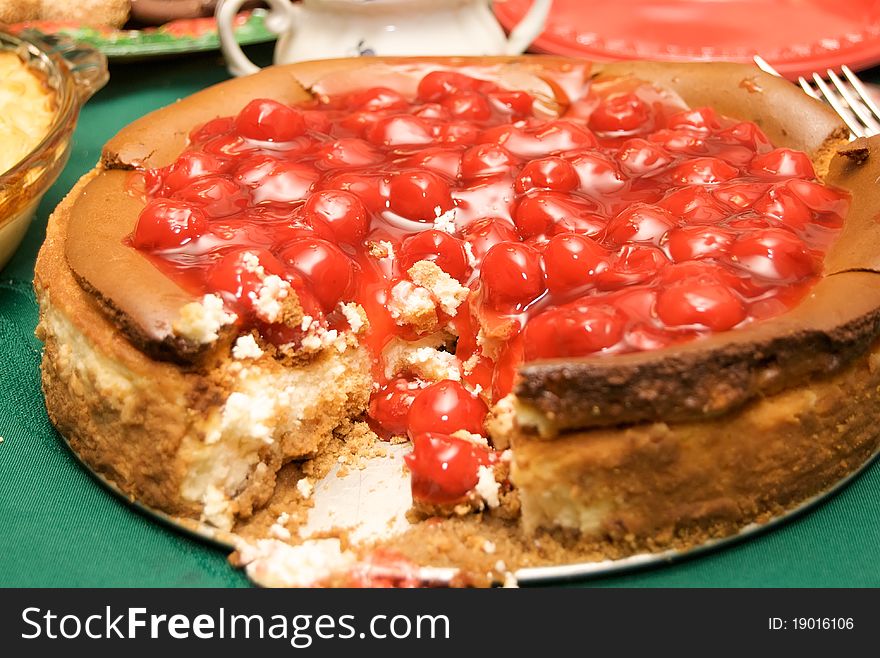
[0,30,108,269]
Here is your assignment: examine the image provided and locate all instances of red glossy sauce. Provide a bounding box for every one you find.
[129,68,848,506]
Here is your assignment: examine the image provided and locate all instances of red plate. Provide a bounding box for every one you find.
[494,0,880,79]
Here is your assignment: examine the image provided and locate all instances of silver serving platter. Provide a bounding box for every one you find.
[59,433,880,586]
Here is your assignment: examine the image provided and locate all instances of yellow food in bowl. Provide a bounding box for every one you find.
[0,51,55,175]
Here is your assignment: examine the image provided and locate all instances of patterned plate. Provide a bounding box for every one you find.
[7,9,273,61]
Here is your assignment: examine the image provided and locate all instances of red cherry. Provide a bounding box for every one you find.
[496,120,597,158]
[784,179,849,220]
[435,121,482,146]
[233,155,278,187]
[606,203,677,246]
[367,114,434,147]
[665,226,735,262]
[368,377,427,438]
[648,129,707,155]
[488,90,533,117]
[400,230,469,281]
[751,185,813,230]
[597,244,669,290]
[543,233,609,297]
[338,109,383,137]
[315,138,384,169]
[172,176,248,218]
[657,186,729,224]
[515,156,579,194]
[616,138,671,176]
[657,278,746,331]
[234,98,306,142]
[405,432,496,504]
[728,228,816,282]
[387,170,453,221]
[713,181,771,209]
[347,86,408,112]
[460,143,516,179]
[513,192,600,240]
[207,248,287,311]
[161,151,231,193]
[670,157,738,185]
[251,162,319,204]
[132,199,208,250]
[442,91,491,121]
[402,147,462,179]
[568,151,627,196]
[461,218,519,262]
[717,121,772,151]
[666,107,720,133]
[413,103,451,121]
[479,242,545,310]
[189,117,234,145]
[302,189,369,244]
[320,172,388,214]
[417,70,482,102]
[750,148,816,179]
[523,303,625,359]
[278,237,354,311]
[589,92,651,133]
[407,379,488,438]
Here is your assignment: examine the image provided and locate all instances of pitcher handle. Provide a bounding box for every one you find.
[216,0,297,77]
[503,0,553,55]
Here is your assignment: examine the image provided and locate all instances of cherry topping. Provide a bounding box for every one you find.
[405,432,496,504]
[656,267,746,331]
[387,170,453,221]
[302,189,369,243]
[368,377,427,438]
[161,151,231,193]
[589,92,651,134]
[172,176,248,218]
[666,225,735,262]
[523,303,626,359]
[515,156,579,194]
[407,379,488,438]
[206,249,286,313]
[367,114,434,147]
[728,228,816,282]
[670,157,738,185]
[462,218,519,262]
[234,98,306,142]
[750,148,816,179]
[616,138,671,176]
[479,242,545,310]
[442,91,491,121]
[658,186,729,225]
[278,237,354,311]
[417,70,482,102]
[543,233,610,298]
[132,199,208,250]
[514,191,600,240]
[667,107,720,133]
[348,86,408,112]
[399,230,469,281]
[315,138,384,169]
[460,143,516,179]
[606,203,677,246]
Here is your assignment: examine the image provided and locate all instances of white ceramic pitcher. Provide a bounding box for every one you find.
[217,0,552,77]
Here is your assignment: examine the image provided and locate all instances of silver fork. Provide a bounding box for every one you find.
[753,55,880,137]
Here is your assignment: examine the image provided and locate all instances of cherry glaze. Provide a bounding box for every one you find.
[129,68,849,505]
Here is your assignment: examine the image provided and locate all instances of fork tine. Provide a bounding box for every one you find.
[798,76,822,100]
[812,73,866,137]
[827,69,880,134]
[753,54,781,77]
[841,65,880,124]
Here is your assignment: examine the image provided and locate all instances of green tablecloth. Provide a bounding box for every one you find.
[1,49,878,587]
